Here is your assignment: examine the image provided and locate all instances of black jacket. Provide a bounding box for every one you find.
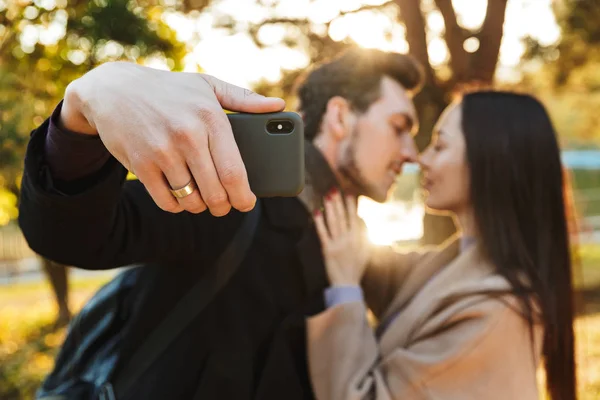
[19,118,335,399]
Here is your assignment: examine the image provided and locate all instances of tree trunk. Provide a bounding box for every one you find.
[398,0,508,246]
[40,257,71,326]
[470,0,508,83]
[397,0,457,245]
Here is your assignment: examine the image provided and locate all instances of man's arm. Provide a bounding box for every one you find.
[55,62,284,216]
[44,101,111,184]
[19,111,245,270]
[18,64,284,269]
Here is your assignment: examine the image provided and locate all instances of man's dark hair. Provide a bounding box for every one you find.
[295,48,424,141]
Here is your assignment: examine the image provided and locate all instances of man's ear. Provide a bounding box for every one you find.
[323,96,353,141]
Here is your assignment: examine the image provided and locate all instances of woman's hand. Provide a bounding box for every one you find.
[314,191,371,286]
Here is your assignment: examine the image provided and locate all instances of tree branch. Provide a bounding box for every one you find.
[394,0,435,84]
[433,0,469,82]
[470,0,508,83]
[244,18,313,48]
[337,1,395,19]
[252,1,395,26]
[241,1,396,48]
[180,0,211,13]
[0,31,15,60]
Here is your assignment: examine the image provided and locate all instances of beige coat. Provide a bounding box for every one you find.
[307,237,544,400]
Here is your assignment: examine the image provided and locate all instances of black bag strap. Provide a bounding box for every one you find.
[100,201,262,400]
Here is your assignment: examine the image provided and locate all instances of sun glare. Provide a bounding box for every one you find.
[164,0,561,89]
[357,197,425,246]
[158,0,560,245]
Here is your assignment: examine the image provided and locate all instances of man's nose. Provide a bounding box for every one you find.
[400,136,419,162]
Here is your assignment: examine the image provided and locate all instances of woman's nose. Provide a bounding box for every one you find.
[418,149,430,168]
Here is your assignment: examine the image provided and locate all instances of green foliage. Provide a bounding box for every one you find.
[0,187,18,226]
[539,91,600,148]
[571,169,600,218]
[0,0,187,221]
[0,0,186,172]
[554,0,600,87]
[525,0,600,88]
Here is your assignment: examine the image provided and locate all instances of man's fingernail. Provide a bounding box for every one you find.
[240,198,257,212]
[314,210,321,216]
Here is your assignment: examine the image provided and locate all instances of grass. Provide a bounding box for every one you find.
[0,276,114,399]
[0,248,599,400]
[578,243,600,287]
[0,276,113,302]
[576,313,600,399]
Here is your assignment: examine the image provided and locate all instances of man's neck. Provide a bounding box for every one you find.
[297,140,340,212]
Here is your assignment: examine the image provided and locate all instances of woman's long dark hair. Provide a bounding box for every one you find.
[461,91,576,400]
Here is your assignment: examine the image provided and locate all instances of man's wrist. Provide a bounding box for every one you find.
[60,81,97,136]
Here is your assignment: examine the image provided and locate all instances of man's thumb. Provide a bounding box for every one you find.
[202,75,285,113]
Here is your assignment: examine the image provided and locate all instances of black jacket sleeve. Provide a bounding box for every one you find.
[18,118,244,270]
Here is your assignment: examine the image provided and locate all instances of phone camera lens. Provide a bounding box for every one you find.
[267,120,294,134]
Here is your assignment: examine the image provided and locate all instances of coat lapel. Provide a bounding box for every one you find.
[261,140,338,305]
[377,243,499,354]
[377,237,461,328]
[260,196,329,304]
[297,140,341,213]
[294,141,342,305]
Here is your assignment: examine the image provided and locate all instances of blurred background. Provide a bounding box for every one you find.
[1,0,599,398]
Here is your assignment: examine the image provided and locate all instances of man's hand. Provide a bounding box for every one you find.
[60,61,285,216]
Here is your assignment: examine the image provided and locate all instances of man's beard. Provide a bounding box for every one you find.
[338,128,387,203]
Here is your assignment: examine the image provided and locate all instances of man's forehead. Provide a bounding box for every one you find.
[379,77,417,118]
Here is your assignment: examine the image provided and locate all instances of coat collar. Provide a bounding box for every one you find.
[260,140,335,302]
[262,140,340,230]
[296,140,340,212]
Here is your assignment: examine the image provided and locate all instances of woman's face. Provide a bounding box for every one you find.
[419,103,471,214]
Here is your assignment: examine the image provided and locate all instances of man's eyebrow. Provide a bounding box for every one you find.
[392,113,414,130]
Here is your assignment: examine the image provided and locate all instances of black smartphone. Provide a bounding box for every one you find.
[227,111,304,197]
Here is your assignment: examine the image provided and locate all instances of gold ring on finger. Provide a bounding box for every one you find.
[170,180,196,199]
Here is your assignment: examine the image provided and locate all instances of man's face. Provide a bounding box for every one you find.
[338,76,419,202]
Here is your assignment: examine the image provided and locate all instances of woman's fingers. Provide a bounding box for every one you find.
[321,191,362,239]
[346,195,359,231]
[331,191,348,234]
[323,195,339,239]
[315,193,370,286]
[313,212,330,247]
